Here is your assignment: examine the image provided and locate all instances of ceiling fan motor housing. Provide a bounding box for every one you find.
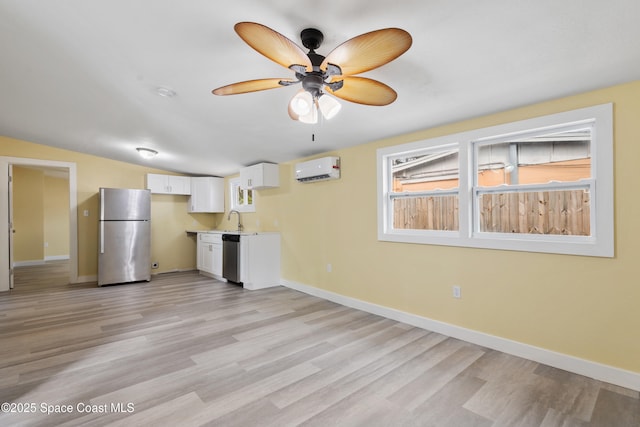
[301,74,324,97]
[301,28,323,51]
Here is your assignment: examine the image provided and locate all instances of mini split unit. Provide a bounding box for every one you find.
[295,156,340,182]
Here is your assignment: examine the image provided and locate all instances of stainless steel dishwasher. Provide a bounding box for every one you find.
[222,234,241,283]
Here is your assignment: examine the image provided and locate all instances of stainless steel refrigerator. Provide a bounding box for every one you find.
[98,188,151,286]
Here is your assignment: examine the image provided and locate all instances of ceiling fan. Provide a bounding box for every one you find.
[212,22,412,124]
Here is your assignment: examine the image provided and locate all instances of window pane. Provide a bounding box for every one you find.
[476,128,591,187]
[393,195,459,231]
[392,149,459,192]
[478,189,590,235]
[238,187,245,205]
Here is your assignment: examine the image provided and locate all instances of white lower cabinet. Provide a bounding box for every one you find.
[239,233,280,290]
[196,232,280,289]
[197,233,222,278]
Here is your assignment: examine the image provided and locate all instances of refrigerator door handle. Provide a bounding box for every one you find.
[100,188,105,220]
[100,221,105,254]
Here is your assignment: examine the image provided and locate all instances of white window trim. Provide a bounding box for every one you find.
[229,177,255,213]
[377,103,613,257]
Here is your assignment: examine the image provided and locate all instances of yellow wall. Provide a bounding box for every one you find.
[0,138,216,278]
[224,81,640,374]
[3,81,639,375]
[12,166,45,262]
[44,173,70,258]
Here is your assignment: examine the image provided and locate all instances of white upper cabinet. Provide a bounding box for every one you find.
[146,174,191,195]
[240,163,279,189]
[189,177,224,213]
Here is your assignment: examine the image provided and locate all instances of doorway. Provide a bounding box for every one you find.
[0,157,78,292]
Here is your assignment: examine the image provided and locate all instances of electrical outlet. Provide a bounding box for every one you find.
[452,286,461,299]
[326,263,332,273]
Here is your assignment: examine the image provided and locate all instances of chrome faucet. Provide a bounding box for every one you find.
[227,209,243,232]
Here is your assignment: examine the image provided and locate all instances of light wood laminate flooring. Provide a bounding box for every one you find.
[1,262,638,426]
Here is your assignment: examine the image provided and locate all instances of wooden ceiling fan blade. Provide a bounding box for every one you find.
[212,78,294,96]
[321,28,412,76]
[235,22,312,71]
[325,76,397,106]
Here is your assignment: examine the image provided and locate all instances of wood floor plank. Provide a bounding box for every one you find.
[388,343,486,410]
[1,263,637,426]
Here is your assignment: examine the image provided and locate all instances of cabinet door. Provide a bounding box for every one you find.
[212,243,223,277]
[198,233,220,275]
[240,165,256,189]
[202,243,214,273]
[147,174,191,194]
[168,176,191,195]
[198,243,214,273]
[189,177,224,213]
[146,174,169,193]
[240,163,279,189]
[197,234,207,271]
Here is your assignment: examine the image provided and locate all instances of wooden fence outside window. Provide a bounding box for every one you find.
[393,189,590,235]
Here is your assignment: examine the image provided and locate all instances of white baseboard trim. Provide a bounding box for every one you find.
[152,268,195,275]
[45,255,70,261]
[77,269,193,284]
[13,260,46,267]
[281,279,640,392]
[75,275,97,284]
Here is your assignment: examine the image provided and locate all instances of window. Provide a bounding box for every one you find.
[229,177,255,212]
[377,104,613,257]
[390,146,460,232]
[474,126,592,236]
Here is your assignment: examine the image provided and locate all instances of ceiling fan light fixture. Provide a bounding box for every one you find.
[298,102,318,124]
[136,147,158,159]
[213,22,412,123]
[318,94,341,120]
[290,90,314,115]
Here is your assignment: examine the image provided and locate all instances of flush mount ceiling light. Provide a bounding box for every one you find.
[136,147,158,159]
[155,86,176,98]
[212,22,412,124]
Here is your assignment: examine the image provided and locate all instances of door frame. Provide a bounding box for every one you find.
[1,157,78,291]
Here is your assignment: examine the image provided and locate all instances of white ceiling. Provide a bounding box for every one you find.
[1,1,639,177]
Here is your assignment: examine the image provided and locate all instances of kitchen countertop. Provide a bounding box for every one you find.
[185,230,279,236]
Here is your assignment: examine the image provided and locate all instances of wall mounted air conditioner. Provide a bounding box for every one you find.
[295,156,340,183]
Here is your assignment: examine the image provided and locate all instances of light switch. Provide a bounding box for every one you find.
[83,210,89,217]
